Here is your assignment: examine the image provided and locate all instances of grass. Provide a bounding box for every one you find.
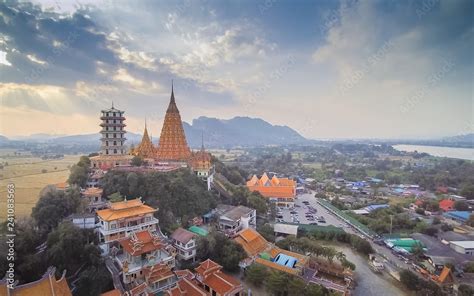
[0,150,80,220]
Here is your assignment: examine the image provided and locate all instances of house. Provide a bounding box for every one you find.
[194,259,243,296]
[444,211,471,223]
[449,241,474,256]
[439,199,455,212]
[171,228,197,261]
[96,198,159,254]
[0,267,72,296]
[217,205,256,236]
[246,173,296,208]
[116,229,176,285]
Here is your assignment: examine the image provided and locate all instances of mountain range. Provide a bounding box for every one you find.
[1,116,309,148]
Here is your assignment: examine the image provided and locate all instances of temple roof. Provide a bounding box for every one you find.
[156,83,191,161]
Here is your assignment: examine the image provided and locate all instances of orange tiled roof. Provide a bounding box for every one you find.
[143,263,175,284]
[255,257,299,275]
[246,173,296,198]
[119,230,163,256]
[97,199,156,221]
[437,266,454,284]
[0,267,72,296]
[195,259,222,277]
[234,228,269,257]
[129,282,148,296]
[202,271,242,295]
[439,199,454,211]
[175,269,194,280]
[83,187,103,197]
[54,182,69,190]
[165,278,207,296]
[101,289,122,296]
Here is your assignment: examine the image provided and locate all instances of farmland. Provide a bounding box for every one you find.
[0,149,80,220]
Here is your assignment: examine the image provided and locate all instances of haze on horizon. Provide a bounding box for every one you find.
[0,0,472,140]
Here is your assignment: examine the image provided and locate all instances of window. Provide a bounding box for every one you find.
[106,149,109,155]
[114,149,117,154]
[106,141,109,146]
[113,141,117,146]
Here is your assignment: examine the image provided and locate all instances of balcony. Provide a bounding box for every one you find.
[116,251,175,274]
[100,116,125,120]
[99,218,159,237]
[100,122,126,127]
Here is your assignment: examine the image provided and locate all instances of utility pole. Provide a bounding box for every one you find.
[390,215,393,235]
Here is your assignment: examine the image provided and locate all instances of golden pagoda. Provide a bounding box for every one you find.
[155,82,192,161]
[130,121,156,159]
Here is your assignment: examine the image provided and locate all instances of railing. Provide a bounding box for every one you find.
[99,218,159,236]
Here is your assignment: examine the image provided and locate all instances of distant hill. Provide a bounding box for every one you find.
[441,133,474,145]
[0,116,308,149]
[184,116,308,148]
[0,135,9,144]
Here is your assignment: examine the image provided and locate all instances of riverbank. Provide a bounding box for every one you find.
[393,144,474,161]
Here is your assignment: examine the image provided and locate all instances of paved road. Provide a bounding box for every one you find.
[282,192,414,276]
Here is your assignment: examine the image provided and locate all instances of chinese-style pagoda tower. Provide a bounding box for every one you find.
[130,120,155,158]
[155,82,192,161]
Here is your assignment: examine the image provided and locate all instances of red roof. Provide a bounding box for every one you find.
[171,228,196,244]
[119,230,163,256]
[439,199,454,211]
[202,271,242,295]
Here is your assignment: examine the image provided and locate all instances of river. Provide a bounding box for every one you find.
[332,245,409,296]
[393,144,474,161]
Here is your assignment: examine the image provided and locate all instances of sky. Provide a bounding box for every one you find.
[0,0,472,140]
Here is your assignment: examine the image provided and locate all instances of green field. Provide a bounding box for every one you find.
[0,149,80,220]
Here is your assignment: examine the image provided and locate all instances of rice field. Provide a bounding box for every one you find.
[0,149,80,220]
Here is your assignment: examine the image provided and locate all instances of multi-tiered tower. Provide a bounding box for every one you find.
[100,105,127,155]
[155,83,192,161]
[90,104,132,169]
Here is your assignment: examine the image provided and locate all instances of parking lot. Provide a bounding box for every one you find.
[277,192,347,228]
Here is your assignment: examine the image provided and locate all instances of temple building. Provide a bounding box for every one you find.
[0,267,72,296]
[130,121,156,160]
[155,83,192,161]
[246,173,297,208]
[96,198,159,254]
[130,83,214,184]
[91,104,133,169]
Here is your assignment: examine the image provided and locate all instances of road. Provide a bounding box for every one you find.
[281,192,413,277]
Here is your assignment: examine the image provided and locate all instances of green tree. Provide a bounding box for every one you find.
[454,201,469,211]
[108,192,124,203]
[68,156,91,187]
[460,184,474,200]
[245,264,269,287]
[131,155,144,166]
[400,270,420,290]
[258,224,275,242]
[31,186,81,233]
[459,284,474,296]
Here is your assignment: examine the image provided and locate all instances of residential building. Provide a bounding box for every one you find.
[165,278,208,296]
[0,267,72,296]
[444,211,471,223]
[87,169,105,188]
[96,198,159,254]
[246,173,296,208]
[449,241,474,256]
[171,228,197,261]
[116,230,176,285]
[194,259,243,296]
[217,205,256,236]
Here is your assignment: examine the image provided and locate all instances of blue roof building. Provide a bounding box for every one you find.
[444,211,471,223]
